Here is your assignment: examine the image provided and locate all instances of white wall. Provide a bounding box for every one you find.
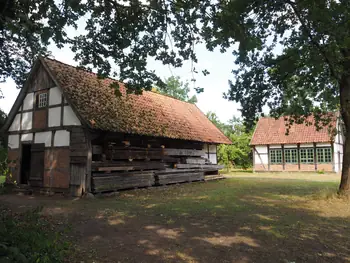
[9,114,21,131]
[334,118,344,173]
[54,130,70,146]
[21,112,32,130]
[269,144,282,149]
[21,133,33,141]
[203,144,217,164]
[48,107,61,127]
[23,93,34,110]
[8,135,19,149]
[49,87,62,106]
[63,106,81,126]
[284,144,297,148]
[254,145,268,165]
[34,131,52,147]
[300,144,314,148]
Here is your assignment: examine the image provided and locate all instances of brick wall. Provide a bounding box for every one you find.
[254,164,268,171]
[300,164,316,171]
[33,109,47,129]
[285,164,299,171]
[44,148,70,188]
[270,164,283,171]
[255,162,333,172]
[317,164,333,172]
[7,149,19,184]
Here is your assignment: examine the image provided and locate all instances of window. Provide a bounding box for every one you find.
[270,149,282,164]
[300,148,314,163]
[37,93,48,108]
[317,148,332,163]
[285,149,298,163]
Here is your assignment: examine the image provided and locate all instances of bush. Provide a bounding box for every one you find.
[0,207,71,263]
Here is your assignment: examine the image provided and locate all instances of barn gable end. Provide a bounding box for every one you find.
[3,59,85,192]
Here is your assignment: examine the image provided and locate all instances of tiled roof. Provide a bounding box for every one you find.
[42,58,231,144]
[250,115,336,145]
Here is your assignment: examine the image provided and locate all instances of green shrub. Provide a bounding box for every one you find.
[0,207,71,263]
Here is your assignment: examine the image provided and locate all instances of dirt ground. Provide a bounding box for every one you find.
[1,174,350,263]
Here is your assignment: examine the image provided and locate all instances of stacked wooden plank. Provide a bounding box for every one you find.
[92,171,155,192]
[154,169,204,185]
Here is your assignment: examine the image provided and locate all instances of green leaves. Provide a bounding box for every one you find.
[157,76,198,103]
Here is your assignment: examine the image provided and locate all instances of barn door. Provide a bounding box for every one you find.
[29,143,45,187]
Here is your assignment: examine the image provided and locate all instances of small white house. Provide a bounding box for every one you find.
[251,115,344,173]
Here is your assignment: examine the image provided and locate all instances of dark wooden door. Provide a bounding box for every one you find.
[29,143,45,187]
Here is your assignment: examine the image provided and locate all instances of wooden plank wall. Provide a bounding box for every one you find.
[70,127,89,196]
[90,132,222,193]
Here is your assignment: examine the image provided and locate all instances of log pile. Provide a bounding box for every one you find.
[154,169,204,185]
[92,171,155,192]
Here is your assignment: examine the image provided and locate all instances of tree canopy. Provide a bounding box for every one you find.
[207,112,253,169]
[156,76,197,103]
[2,0,350,192]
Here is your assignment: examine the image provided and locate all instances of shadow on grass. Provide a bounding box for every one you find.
[1,178,350,263]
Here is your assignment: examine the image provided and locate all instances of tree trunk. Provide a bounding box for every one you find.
[339,75,350,194]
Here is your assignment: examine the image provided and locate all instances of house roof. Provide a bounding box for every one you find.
[40,58,231,144]
[250,115,336,145]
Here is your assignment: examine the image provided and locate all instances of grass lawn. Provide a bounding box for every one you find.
[1,173,350,263]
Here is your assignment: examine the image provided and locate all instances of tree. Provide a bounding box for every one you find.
[2,1,350,193]
[0,0,214,92]
[157,76,197,103]
[207,112,253,169]
[213,1,350,194]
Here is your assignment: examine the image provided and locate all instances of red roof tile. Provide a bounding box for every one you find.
[250,115,336,145]
[42,58,231,144]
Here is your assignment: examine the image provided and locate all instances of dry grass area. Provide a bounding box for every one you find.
[1,173,350,263]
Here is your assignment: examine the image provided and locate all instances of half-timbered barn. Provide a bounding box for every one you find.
[251,115,344,173]
[2,57,231,196]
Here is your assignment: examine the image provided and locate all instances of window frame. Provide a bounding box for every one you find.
[37,92,48,108]
[270,149,283,164]
[300,148,314,164]
[284,148,298,164]
[316,147,332,163]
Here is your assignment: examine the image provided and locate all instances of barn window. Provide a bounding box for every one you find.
[317,148,332,163]
[300,148,314,163]
[270,149,282,164]
[37,93,48,108]
[284,149,298,163]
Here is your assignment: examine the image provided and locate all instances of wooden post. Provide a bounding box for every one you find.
[331,141,335,172]
[252,146,255,172]
[313,142,317,171]
[281,144,285,170]
[297,143,301,170]
[267,145,270,171]
[86,131,92,192]
[207,144,210,160]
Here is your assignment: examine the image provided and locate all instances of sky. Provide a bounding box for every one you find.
[0,29,241,124]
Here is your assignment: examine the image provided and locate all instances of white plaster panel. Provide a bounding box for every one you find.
[300,144,314,148]
[284,144,297,148]
[208,144,217,153]
[254,145,268,165]
[23,93,34,110]
[34,131,52,147]
[48,107,61,127]
[8,135,19,149]
[49,87,62,106]
[316,143,331,147]
[9,114,21,131]
[54,130,70,146]
[63,106,81,126]
[21,133,33,141]
[255,146,268,154]
[202,143,208,151]
[269,145,282,149]
[209,153,217,164]
[21,112,32,130]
